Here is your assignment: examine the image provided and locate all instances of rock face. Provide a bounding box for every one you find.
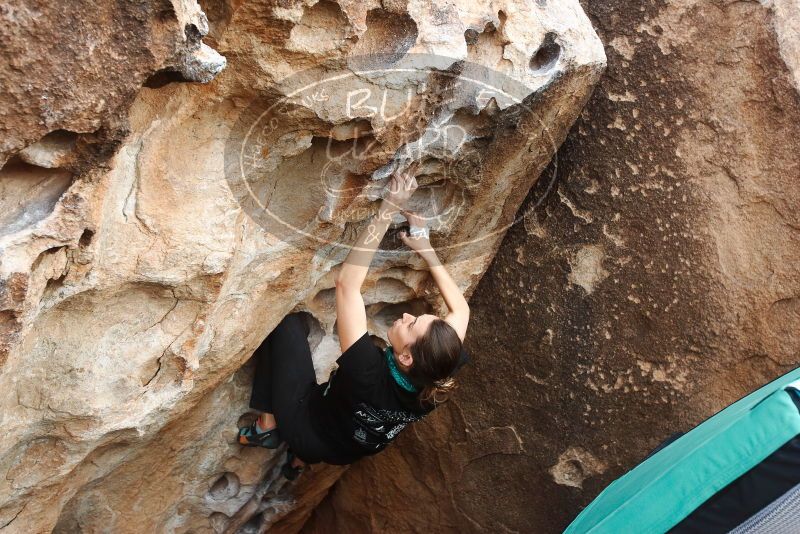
[0,1,604,532]
[302,0,800,532]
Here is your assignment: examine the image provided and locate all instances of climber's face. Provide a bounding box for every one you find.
[388,312,437,369]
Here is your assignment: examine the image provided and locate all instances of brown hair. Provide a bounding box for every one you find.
[406,318,463,409]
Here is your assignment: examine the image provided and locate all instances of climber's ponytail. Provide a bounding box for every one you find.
[418,376,458,408]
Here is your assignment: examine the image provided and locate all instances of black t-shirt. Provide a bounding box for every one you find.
[308,331,469,465]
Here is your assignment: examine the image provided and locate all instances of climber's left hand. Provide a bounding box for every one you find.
[383,162,419,211]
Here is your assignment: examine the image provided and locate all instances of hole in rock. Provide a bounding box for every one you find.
[366,278,415,304]
[529,32,561,73]
[184,22,203,42]
[330,119,373,141]
[208,472,240,501]
[463,16,510,86]
[32,245,67,265]
[311,287,336,310]
[209,511,229,533]
[29,246,69,291]
[288,0,350,54]
[0,157,72,238]
[349,9,418,70]
[19,129,79,168]
[369,298,432,332]
[497,9,507,27]
[78,229,94,248]
[143,68,192,89]
[242,512,264,531]
[44,272,67,295]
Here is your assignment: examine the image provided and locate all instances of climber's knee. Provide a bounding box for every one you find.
[280,311,310,337]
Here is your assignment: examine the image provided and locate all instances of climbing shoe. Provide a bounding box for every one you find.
[238,419,281,449]
[281,449,306,481]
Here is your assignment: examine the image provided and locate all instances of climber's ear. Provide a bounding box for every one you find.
[398,349,413,368]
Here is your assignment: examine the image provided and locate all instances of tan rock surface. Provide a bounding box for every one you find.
[302,0,800,532]
[0,0,604,532]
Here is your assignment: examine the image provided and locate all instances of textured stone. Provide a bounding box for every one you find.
[549,447,607,489]
[771,0,800,91]
[0,0,604,532]
[303,0,800,532]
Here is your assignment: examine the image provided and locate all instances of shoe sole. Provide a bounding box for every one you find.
[238,429,281,449]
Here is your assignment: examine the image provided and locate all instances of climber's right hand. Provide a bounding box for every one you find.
[398,210,433,255]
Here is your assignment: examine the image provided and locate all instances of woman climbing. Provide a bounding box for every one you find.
[237,164,471,480]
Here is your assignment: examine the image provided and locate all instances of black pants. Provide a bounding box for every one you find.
[248,313,338,465]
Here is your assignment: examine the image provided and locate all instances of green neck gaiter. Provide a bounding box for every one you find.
[384,346,418,393]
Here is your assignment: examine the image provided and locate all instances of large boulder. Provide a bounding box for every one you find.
[0,0,605,532]
[302,0,800,532]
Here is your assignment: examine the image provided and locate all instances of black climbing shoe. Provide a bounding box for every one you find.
[281,449,306,481]
[238,419,281,449]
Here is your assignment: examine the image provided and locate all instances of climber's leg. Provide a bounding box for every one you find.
[243,312,337,465]
[267,313,336,465]
[267,313,316,426]
[248,333,273,413]
[240,326,281,447]
[248,312,311,418]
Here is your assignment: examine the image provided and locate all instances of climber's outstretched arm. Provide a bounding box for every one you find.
[398,212,470,342]
[432,262,470,342]
[335,168,418,353]
[334,280,367,353]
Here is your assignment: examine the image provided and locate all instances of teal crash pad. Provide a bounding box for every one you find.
[564,367,800,534]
